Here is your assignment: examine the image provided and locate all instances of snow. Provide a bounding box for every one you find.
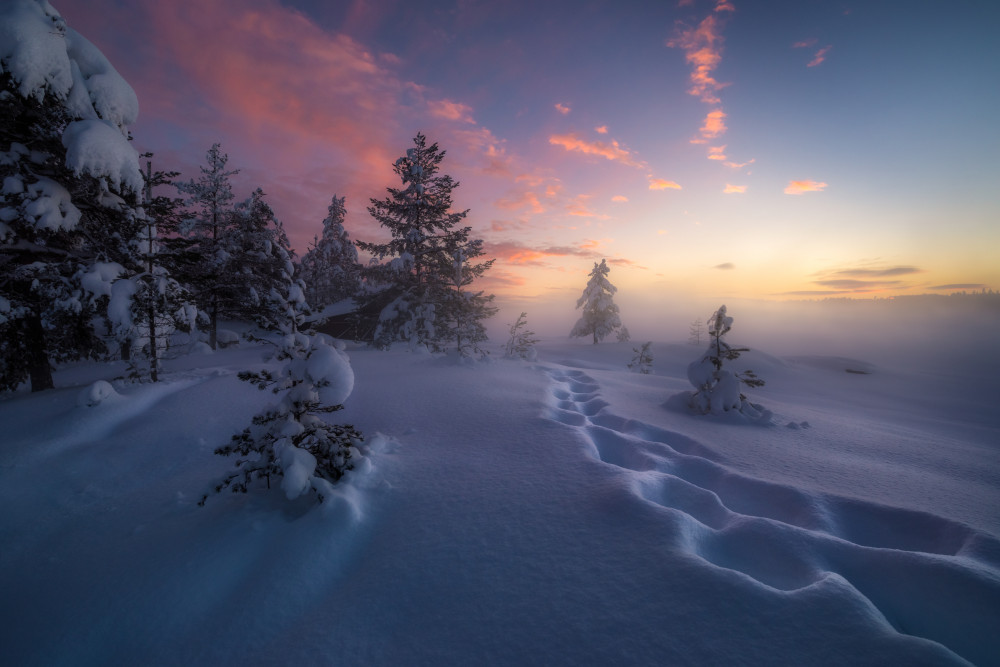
[0,337,998,665]
[62,119,143,194]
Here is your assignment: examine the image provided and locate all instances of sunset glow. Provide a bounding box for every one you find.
[54,0,999,310]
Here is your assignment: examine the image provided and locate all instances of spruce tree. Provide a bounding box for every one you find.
[687,305,765,415]
[177,143,239,349]
[299,195,362,309]
[570,259,625,344]
[357,132,495,351]
[226,187,299,331]
[0,0,143,391]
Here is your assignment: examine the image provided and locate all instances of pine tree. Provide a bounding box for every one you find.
[201,268,364,506]
[687,305,764,415]
[177,143,239,349]
[505,312,539,361]
[299,195,362,309]
[569,259,624,344]
[226,187,299,331]
[357,132,495,351]
[435,241,497,356]
[1,0,144,391]
[629,342,653,374]
[688,318,705,345]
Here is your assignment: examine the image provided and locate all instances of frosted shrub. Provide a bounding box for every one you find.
[200,332,363,504]
[628,342,653,374]
[505,312,538,361]
[687,305,764,415]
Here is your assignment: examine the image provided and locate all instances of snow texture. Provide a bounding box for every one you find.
[0,335,998,666]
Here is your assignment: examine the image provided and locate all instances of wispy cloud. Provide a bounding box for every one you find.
[723,158,754,169]
[714,262,735,269]
[611,195,628,202]
[829,266,922,278]
[485,240,604,266]
[699,110,727,140]
[667,12,728,105]
[784,179,828,194]
[931,283,988,290]
[649,178,682,191]
[707,145,727,160]
[792,38,818,49]
[807,45,832,67]
[815,279,905,291]
[428,99,475,123]
[594,125,608,134]
[723,184,746,194]
[549,133,644,168]
[555,102,571,115]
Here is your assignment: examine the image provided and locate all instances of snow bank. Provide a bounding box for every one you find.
[76,379,118,406]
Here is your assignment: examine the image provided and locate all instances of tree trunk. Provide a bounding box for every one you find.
[26,312,54,392]
[209,298,218,350]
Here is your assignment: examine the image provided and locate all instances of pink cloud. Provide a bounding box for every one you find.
[595,125,608,134]
[723,158,754,169]
[649,178,682,191]
[699,109,727,139]
[555,102,571,115]
[611,195,628,203]
[723,184,746,194]
[429,99,475,123]
[707,145,727,160]
[784,180,828,195]
[792,38,818,48]
[808,45,832,67]
[549,133,644,168]
[667,13,729,105]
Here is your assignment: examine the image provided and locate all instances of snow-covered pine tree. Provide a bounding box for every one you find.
[505,312,538,361]
[357,133,495,351]
[226,187,299,331]
[687,305,765,415]
[569,259,625,344]
[107,157,195,382]
[176,143,239,349]
[201,265,364,506]
[435,240,497,356]
[299,195,362,309]
[628,342,653,374]
[0,0,144,392]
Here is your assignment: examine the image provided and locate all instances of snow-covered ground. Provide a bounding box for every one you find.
[2,335,999,666]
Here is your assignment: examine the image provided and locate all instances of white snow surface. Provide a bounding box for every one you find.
[1,338,998,666]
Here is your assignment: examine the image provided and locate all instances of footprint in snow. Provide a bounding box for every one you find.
[541,364,1000,667]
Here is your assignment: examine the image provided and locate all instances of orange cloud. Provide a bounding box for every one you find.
[428,99,475,123]
[555,102,571,114]
[714,0,735,11]
[723,158,754,169]
[611,195,628,202]
[708,145,727,160]
[595,125,608,134]
[496,190,545,214]
[807,45,832,67]
[700,110,727,139]
[667,13,728,105]
[723,184,746,193]
[485,240,603,266]
[784,180,828,194]
[549,133,644,168]
[649,178,682,191]
[566,195,610,219]
[792,38,818,48]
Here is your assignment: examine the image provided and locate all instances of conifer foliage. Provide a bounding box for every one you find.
[0,0,143,391]
[687,305,765,415]
[357,133,495,352]
[176,143,239,349]
[570,259,625,344]
[299,195,362,309]
[505,312,539,361]
[201,278,364,505]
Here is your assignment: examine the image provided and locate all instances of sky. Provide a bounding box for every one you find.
[54,0,1000,313]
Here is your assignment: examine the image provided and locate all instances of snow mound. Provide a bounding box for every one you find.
[76,379,118,407]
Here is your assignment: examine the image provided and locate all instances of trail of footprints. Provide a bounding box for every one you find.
[544,367,1000,665]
